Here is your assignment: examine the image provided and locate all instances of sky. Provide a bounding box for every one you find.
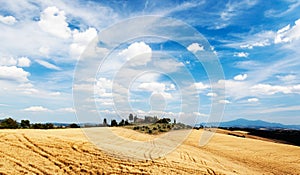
[0,0,300,125]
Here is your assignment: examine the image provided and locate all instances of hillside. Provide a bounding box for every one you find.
[201,118,300,130]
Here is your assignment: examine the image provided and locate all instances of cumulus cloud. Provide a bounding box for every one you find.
[38,6,71,39]
[238,31,275,49]
[250,83,300,95]
[275,18,300,44]
[247,98,259,102]
[234,52,249,58]
[0,56,17,66]
[0,56,30,67]
[0,66,30,82]
[234,74,248,81]
[153,59,184,72]
[70,27,98,59]
[138,82,172,99]
[187,43,204,53]
[58,107,75,113]
[166,84,176,91]
[94,77,113,98]
[193,112,208,117]
[23,106,50,112]
[16,83,38,95]
[119,42,152,66]
[219,99,231,104]
[216,79,248,100]
[39,46,50,56]
[35,60,61,70]
[0,15,16,25]
[17,57,31,67]
[276,74,296,82]
[138,82,166,93]
[193,82,210,90]
[206,92,218,97]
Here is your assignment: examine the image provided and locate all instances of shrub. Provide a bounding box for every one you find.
[133,126,140,130]
[69,123,80,128]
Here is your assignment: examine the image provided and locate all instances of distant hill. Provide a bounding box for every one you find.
[199,118,300,130]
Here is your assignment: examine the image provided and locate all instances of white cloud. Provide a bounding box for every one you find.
[16,83,39,95]
[153,59,184,72]
[216,79,248,100]
[234,74,248,81]
[23,106,50,112]
[137,82,172,99]
[217,0,258,29]
[39,46,50,56]
[38,6,71,39]
[138,82,166,93]
[0,56,30,67]
[240,40,271,49]
[187,43,204,53]
[35,60,61,70]
[193,82,210,90]
[58,107,75,113]
[95,77,113,98]
[234,52,249,58]
[166,84,176,91]
[0,56,17,66]
[70,27,98,59]
[0,15,16,25]
[17,57,31,67]
[247,98,259,102]
[0,66,30,82]
[118,42,152,66]
[206,92,218,97]
[219,99,231,104]
[220,1,257,21]
[276,74,296,82]
[50,92,61,96]
[275,18,300,44]
[193,112,208,117]
[229,31,275,49]
[265,1,300,17]
[251,84,292,95]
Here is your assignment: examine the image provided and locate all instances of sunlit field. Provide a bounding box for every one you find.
[1,128,300,174]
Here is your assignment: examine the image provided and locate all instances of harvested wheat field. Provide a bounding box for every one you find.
[0,128,300,175]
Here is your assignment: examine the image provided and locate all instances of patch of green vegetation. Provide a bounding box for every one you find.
[128,122,192,135]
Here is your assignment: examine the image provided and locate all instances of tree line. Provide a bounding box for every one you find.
[0,117,80,129]
[103,113,174,127]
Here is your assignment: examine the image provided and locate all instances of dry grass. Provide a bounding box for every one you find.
[0,128,300,174]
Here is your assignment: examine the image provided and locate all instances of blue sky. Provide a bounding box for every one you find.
[0,0,300,125]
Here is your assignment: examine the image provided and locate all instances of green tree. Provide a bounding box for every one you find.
[103,118,107,126]
[155,118,171,124]
[44,123,54,129]
[21,120,30,128]
[119,119,125,126]
[0,118,18,129]
[125,119,129,125]
[128,113,133,122]
[69,123,80,128]
[111,119,118,127]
